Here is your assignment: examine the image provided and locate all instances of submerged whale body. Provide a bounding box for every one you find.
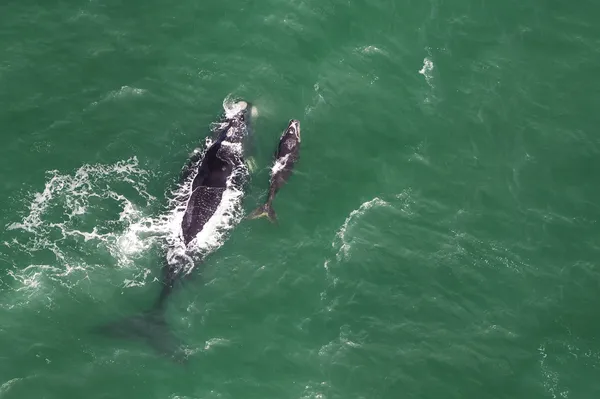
[96,100,253,362]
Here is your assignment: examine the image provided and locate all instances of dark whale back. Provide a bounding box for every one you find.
[192,140,232,189]
[271,119,301,186]
[181,113,249,246]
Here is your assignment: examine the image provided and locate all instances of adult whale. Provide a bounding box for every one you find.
[97,100,253,362]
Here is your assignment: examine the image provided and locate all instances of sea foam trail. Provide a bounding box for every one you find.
[5,157,155,270]
[3,157,158,303]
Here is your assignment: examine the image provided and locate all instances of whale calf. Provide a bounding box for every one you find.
[97,100,253,362]
[248,119,301,223]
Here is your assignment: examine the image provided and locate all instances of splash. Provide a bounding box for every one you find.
[538,343,570,398]
[299,382,329,399]
[209,95,249,134]
[6,156,155,272]
[319,197,392,306]
[356,45,387,56]
[419,57,435,88]
[89,86,147,107]
[0,378,23,396]
[304,82,326,117]
[204,337,230,351]
[222,94,248,119]
[8,157,151,234]
[333,197,390,261]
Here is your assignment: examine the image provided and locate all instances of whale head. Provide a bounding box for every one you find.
[230,100,251,122]
[220,99,253,143]
[286,119,301,142]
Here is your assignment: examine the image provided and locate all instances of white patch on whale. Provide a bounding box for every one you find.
[271,153,290,177]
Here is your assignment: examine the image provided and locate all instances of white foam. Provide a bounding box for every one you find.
[204,337,230,351]
[304,82,326,117]
[299,382,328,399]
[419,57,435,88]
[210,95,248,133]
[3,263,90,309]
[90,86,147,107]
[123,268,152,288]
[8,267,43,292]
[6,156,159,282]
[8,157,151,234]
[5,157,157,291]
[222,94,248,119]
[357,45,386,56]
[0,378,23,395]
[333,197,389,261]
[317,326,363,361]
[538,343,569,399]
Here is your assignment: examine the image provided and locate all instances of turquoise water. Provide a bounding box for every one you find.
[1,0,600,398]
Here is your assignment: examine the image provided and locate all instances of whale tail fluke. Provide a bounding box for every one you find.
[248,202,277,223]
[94,308,187,364]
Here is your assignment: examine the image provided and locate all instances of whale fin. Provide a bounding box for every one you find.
[94,309,187,364]
[245,156,258,173]
[247,202,277,223]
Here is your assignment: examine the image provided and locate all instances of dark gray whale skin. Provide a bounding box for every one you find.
[158,100,252,307]
[248,119,301,223]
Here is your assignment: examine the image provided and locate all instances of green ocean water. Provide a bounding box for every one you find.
[1,0,600,397]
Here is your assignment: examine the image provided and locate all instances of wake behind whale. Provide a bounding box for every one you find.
[96,99,253,362]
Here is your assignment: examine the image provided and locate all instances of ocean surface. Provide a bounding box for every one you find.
[1,0,599,398]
